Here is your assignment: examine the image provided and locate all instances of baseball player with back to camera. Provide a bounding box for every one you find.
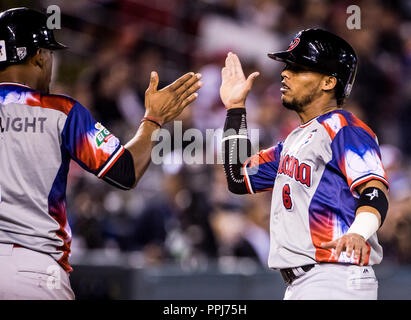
[221,28,389,300]
[0,8,202,299]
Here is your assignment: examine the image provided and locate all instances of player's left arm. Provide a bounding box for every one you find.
[320,123,390,265]
[63,72,201,190]
[321,179,389,265]
[355,179,389,226]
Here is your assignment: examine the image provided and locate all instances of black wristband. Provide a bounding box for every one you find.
[357,187,389,226]
[224,108,247,137]
[227,108,247,116]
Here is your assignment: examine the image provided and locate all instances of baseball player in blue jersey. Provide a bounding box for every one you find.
[0,8,202,299]
[221,29,389,299]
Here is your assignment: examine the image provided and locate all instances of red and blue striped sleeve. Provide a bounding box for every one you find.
[319,111,388,196]
[242,142,283,194]
[61,102,124,178]
[331,126,388,195]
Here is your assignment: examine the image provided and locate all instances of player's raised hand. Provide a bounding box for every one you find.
[144,71,202,124]
[220,52,259,110]
[320,233,370,266]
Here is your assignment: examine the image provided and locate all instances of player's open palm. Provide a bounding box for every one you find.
[145,71,202,124]
[220,52,259,110]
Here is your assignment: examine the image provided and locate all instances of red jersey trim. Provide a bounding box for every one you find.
[97,146,125,178]
[242,161,255,194]
[299,118,315,128]
[0,82,32,89]
[350,174,389,195]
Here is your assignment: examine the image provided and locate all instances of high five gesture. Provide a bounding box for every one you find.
[220,52,259,110]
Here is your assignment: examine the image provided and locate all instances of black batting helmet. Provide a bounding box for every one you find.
[268,28,358,105]
[0,7,67,68]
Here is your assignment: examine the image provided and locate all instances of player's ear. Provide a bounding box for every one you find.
[28,49,48,69]
[322,76,337,92]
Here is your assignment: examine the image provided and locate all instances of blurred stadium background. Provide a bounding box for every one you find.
[2,0,411,299]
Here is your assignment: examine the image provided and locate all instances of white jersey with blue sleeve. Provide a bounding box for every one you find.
[0,83,124,273]
[242,109,388,269]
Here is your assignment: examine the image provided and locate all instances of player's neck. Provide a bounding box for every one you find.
[297,97,339,125]
[0,66,39,90]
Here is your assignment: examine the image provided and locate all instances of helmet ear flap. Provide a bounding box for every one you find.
[343,63,358,98]
[337,61,358,106]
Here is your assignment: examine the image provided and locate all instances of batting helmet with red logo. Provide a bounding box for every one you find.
[268,28,358,106]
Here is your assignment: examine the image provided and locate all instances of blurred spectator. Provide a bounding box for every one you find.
[378,145,411,263]
[209,193,270,266]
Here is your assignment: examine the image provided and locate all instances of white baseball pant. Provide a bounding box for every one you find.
[0,243,75,300]
[283,263,378,300]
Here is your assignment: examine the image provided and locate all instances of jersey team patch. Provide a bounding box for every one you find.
[95,122,114,147]
[0,40,7,62]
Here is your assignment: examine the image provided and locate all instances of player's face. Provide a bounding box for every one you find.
[280,63,326,112]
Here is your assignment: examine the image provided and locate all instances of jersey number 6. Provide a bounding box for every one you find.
[282,184,292,210]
